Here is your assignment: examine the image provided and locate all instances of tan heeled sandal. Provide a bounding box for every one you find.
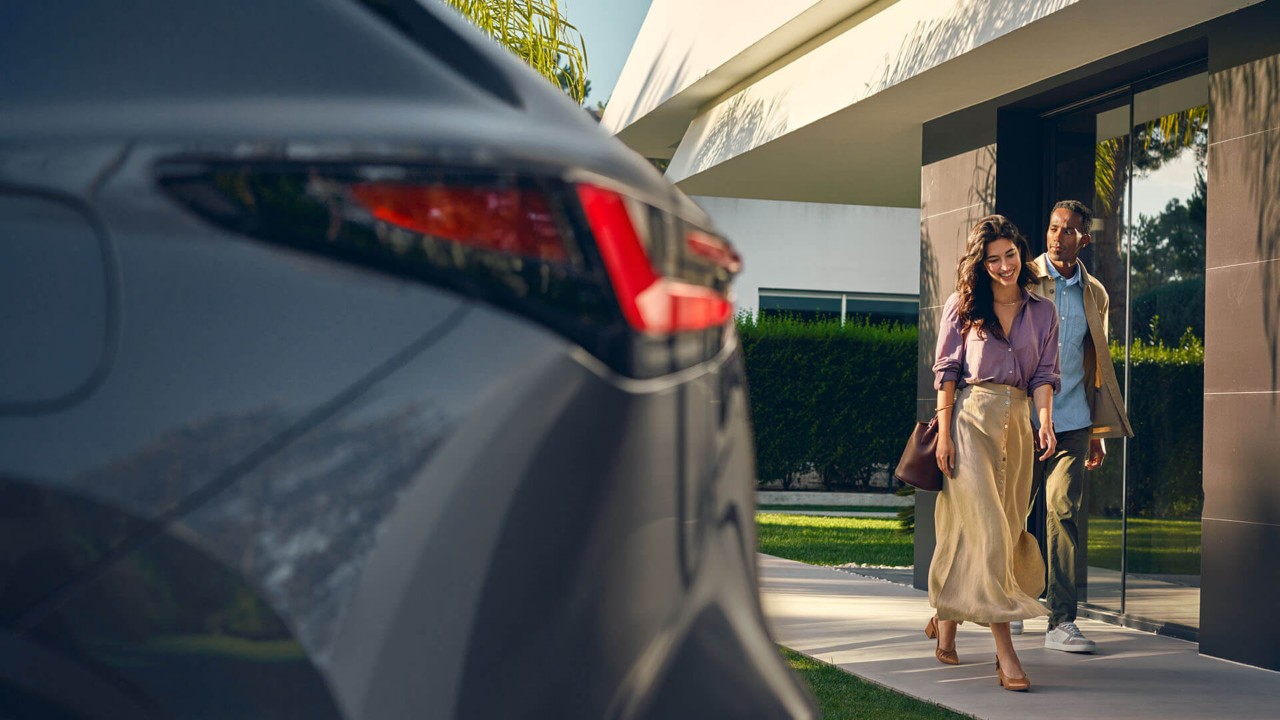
[996,656,1030,691]
[924,616,960,665]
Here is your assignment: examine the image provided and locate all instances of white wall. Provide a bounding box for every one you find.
[692,196,918,315]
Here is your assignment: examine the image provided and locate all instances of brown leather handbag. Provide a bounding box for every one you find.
[894,414,944,492]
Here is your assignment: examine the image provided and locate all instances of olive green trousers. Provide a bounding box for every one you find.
[1031,426,1092,629]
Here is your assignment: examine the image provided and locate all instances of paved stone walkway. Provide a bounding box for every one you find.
[759,554,1280,720]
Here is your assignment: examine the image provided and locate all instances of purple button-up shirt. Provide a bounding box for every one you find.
[932,290,1061,394]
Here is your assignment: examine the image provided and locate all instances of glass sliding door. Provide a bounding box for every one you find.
[1047,91,1132,617]
[1120,73,1206,633]
[1043,67,1206,638]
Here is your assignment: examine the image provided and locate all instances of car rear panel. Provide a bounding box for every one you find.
[0,1,815,717]
[0,146,789,713]
[0,0,677,212]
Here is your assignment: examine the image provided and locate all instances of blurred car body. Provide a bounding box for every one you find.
[0,1,815,718]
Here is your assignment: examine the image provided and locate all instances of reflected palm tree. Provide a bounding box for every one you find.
[1093,106,1209,335]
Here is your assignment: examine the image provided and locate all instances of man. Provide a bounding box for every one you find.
[1024,200,1133,651]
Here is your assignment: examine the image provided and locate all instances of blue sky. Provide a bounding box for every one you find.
[562,0,653,106]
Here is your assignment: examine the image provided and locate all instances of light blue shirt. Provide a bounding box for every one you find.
[1037,261,1091,433]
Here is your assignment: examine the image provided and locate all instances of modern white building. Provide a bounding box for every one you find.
[605,0,1280,672]
[603,0,930,321]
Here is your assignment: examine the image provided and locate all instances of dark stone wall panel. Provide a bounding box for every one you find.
[916,305,941,411]
[1203,260,1280,394]
[921,147,997,223]
[1208,55,1280,144]
[1201,28,1280,670]
[1208,0,1280,77]
[915,142,996,592]
[917,200,991,420]
[1203,393,1280,526]
[1205,129,1280,269]
[913,490,937,592]
[920,209,972,309]
[1200,517,1280,671]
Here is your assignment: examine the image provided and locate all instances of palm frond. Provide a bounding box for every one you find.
[442,0,588,104]
[1095,137,1126,219]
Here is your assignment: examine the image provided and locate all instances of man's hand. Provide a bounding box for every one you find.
[1037,423,1057,461]
[1085,437,1106,470]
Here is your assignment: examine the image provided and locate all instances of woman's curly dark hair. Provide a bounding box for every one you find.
[955,214,1036,339]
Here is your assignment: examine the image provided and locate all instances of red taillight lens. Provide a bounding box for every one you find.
[686,228,742,274]
[576,184,733,334]
[350,182,568,262]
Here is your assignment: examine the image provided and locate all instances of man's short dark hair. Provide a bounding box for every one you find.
[1052,200,1092,231]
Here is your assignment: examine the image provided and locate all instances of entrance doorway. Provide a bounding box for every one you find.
[1043,66,1207,639]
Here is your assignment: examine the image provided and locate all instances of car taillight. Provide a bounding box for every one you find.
[350,183,568,263]
[159,161,738,378]
[576,184,734,334]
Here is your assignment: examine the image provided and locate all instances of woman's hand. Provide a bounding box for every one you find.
[936,433,955,478]
[1037,423,1057,461]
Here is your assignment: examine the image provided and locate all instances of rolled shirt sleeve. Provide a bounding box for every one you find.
[932,293,965,390]
[1029,301,1061,395]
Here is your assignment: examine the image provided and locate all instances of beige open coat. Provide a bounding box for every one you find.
[1026,255,1133,439]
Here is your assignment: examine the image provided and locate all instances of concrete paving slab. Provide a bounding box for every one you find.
[757,491,913,507]
[759,554,1280,720]
[836,565,915,586]
[760,509,899,518]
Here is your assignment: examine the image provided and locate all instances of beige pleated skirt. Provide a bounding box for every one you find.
[929,382,1049,624]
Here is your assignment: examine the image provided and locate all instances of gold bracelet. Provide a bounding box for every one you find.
[935,403,954,415]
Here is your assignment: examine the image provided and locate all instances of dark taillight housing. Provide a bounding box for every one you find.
[158,161,738,378]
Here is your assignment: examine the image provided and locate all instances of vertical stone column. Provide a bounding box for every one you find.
[913,140,997,590]
[1201,28,1280,670]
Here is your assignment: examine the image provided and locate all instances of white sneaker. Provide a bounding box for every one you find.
[1045,621,1097,652]
[1009,620,1023,635]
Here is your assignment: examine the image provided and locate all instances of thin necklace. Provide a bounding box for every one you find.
[994,297,1021,306]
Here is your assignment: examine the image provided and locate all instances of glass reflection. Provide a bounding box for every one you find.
[1049,71,1207,634]
[1122,78,1206,630]
[1046,93,1131,614]
[1084,98,1130,615]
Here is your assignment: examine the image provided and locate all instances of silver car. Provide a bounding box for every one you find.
[0,1,815,718]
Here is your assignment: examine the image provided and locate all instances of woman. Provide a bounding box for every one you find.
[925,215,1058,692]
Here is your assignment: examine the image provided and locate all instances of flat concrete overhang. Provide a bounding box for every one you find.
[601,0,881,159]
[619,0,1259,209]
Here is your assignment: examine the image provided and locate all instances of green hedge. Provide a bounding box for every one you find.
[737,314,916,490]
[1089,334,1205,520]
[740,313,1205,515]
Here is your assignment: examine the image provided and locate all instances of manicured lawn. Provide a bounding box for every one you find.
[756,512,913,567]
[1088,517,1201,576]
[756,511,1199,576]
[782,647,965,720]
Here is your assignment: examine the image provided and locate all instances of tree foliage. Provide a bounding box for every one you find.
[1095,106,1208,220]
[441,0,589,104]
[1131,168,1206,298]
[1092,104,1207,337]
